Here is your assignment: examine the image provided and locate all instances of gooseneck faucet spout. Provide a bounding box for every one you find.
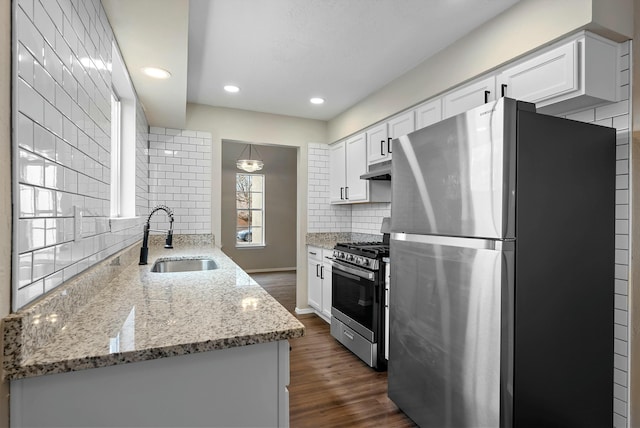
[139,204,174,265]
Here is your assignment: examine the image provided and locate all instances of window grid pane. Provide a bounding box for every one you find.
[236,173,264,245]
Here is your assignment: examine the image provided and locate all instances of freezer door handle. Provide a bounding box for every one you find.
[392,232,514,251]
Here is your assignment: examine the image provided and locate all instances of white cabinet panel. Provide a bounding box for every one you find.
[344,133,368,202]
[11,341,288,427]
[329,141,346,203]
[366,123,388,165]
[387,111,415,155]
[497,32,619,115]
[497,41,578,104]
[415,99,442,130]
[307,253,322,311]
[307,246,332,323]
[321,262,332,320]
[443,76,495,119]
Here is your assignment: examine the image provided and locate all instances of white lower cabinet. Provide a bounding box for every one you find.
[11,341,291,427]
[307,246,332,323]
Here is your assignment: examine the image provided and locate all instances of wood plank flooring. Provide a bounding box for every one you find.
[251,271,416,428]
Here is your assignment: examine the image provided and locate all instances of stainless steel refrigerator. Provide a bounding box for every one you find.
[388,98,614,427]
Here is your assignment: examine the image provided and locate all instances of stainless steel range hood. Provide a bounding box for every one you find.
[360,161,391,180]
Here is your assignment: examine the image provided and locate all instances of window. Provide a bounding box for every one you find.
[110,90,121,217]
[236,173,264,246]
[110,42,136,218]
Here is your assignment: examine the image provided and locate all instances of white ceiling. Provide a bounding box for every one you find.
[103,0,520,126]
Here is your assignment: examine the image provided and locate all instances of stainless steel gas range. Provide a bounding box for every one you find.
[330,236,389,370]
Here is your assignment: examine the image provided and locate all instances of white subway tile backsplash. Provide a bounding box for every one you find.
[13,0,147,309]
[16,280,44,308]
[148,127,211,234]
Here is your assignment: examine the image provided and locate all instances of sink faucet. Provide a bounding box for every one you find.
[139,204,174,265]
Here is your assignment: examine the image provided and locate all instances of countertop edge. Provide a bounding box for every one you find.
[5,326,305,380]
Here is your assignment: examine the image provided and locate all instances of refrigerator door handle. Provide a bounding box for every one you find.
[392,232,514,251]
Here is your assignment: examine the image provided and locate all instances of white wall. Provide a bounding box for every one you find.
[328,0,633,143]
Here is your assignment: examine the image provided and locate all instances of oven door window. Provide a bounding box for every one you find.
[332,267,375,330]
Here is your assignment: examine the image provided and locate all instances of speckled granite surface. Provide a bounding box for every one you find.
[305,232,383,249]
[3,238,304,380]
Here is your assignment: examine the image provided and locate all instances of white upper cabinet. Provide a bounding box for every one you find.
[329,140,346,203]
[329,133,369,203]
[415,99,442,131]
[367,111,415,166]
[366,123,388,165]
[387,111,415,152]
[443,75,496,119]
[497,32,619,114]
[344,133,368,202]
[497,42,578,103]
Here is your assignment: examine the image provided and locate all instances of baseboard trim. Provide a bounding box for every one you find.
[295,307,315,315]
[245,267,296,273]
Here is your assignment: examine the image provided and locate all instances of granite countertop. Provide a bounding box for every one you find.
[3,244,305,380]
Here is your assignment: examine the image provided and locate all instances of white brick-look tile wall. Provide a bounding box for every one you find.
[307,143,351,232]
[560,40,631,428]
[13,0,147,309]
[147,127,212,235]
[309,40,632,428]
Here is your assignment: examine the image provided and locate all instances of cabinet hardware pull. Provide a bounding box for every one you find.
[340,187,344,200]
[344,330,354,340]
[309,251,317,255]
[345,186,349,199]
[380,140,385,156]
[320,265,324,279]
[387,137,392,154]
[484,90,491,103]
[316,264,320,277]
[501,84,507,97]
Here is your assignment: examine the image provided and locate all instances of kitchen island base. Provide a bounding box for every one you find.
[10,340,290,427]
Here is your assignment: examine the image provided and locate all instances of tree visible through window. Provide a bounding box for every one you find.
[236,173,264,246]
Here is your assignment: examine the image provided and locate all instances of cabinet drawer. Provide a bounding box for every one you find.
[307,246,323,262]
[330,317,375,367]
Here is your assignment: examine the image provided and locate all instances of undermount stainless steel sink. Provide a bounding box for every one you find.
[150,258,218,273]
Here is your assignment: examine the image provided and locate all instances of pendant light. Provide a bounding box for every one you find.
[236,144,264,172]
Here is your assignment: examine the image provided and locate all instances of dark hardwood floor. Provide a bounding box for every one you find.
[251,271,416,428]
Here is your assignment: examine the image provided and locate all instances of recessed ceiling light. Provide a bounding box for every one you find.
[141,66,171,79]
[310,97,325,105]
[224,85,240,93]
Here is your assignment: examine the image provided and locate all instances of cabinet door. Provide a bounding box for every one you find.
[345,133,368,202]
[329,141,346,203]
[387,111,415,157]
[366,123,388,165]
[321,261,332,320]
[415,99,442,130]
[307,258,322,310]
[497,41,578,104]
[443,76,496,119]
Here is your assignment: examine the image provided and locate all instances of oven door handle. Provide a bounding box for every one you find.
[331,260,375,281]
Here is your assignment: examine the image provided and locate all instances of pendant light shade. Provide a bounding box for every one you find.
[236,144,264,172]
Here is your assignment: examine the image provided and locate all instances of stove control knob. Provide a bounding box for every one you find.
[347,254,354,262]
[355,256,363,265]
[361,258,370,267]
